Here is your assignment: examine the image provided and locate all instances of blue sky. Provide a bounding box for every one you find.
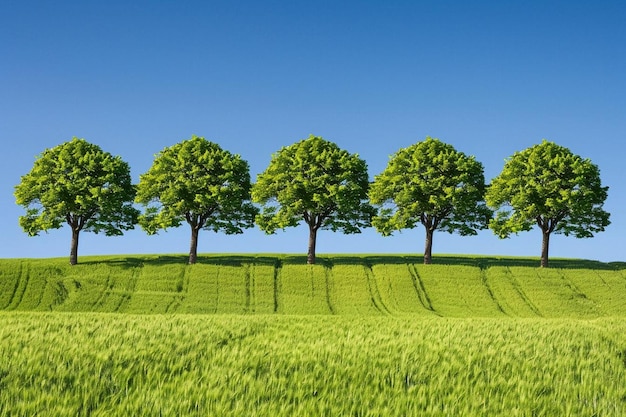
[2,1,625,262]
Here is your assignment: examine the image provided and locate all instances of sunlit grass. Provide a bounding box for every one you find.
[1,255,626,415]
[1,313,625,416]
[0,254,625,317]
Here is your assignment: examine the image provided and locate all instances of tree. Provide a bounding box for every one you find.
[369,137,491,264]
[252,135,374,264]
[14,137,139,265]
[135,136,257,264]
[486,140,610,267]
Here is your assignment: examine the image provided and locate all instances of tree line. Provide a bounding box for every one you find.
[14,135,610,267]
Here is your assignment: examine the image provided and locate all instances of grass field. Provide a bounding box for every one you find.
[1,254,626,416]
[1,254,625,317]
[1,313,626,416]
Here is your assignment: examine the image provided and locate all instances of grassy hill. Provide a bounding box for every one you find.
[2,254,626,415]
[2,254,625,317]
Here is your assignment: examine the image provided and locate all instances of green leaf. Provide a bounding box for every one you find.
[251,135,374,235]
[136,135,257,237]
[14,138,139,262]
[486,140,610,260]
[370,137,491,239]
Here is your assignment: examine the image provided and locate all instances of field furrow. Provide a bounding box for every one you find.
[363,264,391,315]
[165,295,184,313]
[323,263,336,314]
[508,268,598,318]
[91,272,114,312]
[115,266,139,312]
[370,263,433,315]
[242,261,274,314]
[216,265,248,313]
[414,264,503,317]
[0,255,625,317]
[327,264,378,315]
[7,262,30,310]
[0,260,22,309]
[183,264,221,313]
[273,260,282,313]
[484,267,540,317]
[479,267,507,315]
[279,264,330,314]
[14,264,47,310]
[565,270,626,316]
[407,264,437,314]
[244,264,252,312]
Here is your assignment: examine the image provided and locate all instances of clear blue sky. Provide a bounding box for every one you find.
[2,1,625,262]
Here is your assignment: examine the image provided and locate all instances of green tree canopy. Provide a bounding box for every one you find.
[252,135,374,264]
[135,136,257,264]
[14,137,138,265]
[369,137,491,264]
[486,140,610,267]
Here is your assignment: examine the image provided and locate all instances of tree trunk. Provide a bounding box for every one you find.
[189,226,199,265]
[424,228,434,265]
[307,226,318,265]
[69,228,80,266]
[540,230,550,268]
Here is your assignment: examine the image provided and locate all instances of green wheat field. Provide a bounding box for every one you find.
[1,254,626,416]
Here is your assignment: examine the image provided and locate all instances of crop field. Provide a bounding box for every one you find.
[1,254,626,416]
[1,254,625,317]
[1,313,626,416]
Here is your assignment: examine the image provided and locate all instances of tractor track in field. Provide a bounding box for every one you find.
[167,267,189,313]
[212,266,221,314]
[506,267,543,317]
[11,262,30,310]
[323,262,336,315]
[5,262,25,310]
[244,263,252,313]
[479,266,507,316]
[273,259,282,313]
[556,270,588,300]
[33,274,47,310]
[363,262,391,315]
[407,263,440,316]
[4,256,626,317]
[114,267,139,313]
[93,273,114,311]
